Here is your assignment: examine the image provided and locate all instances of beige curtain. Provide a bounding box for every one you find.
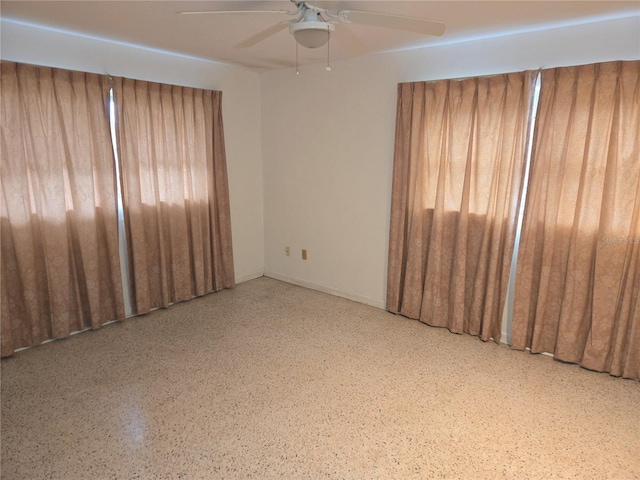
[1,62,125,357]
[113,78,234,315]
[387,72,536,341]
[512,61,640,380]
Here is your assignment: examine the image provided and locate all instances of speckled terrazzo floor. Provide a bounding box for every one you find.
[1,277,639,479]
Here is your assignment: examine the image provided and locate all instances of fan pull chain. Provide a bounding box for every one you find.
[296,41,300,75]
[325,26,332,72]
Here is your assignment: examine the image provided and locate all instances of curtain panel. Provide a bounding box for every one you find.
[387,72,536,342]
[512,61,640,380]
[112,78,235,315]
[1,62,125,356]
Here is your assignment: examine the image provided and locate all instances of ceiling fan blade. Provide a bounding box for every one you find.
[179,9,291,15]
[339,10,446,37]
[331,24,371,56]
[235,23,289,48]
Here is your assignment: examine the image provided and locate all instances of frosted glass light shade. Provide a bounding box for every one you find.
[290,21,334,48]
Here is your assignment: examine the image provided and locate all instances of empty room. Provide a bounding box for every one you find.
[1,1,639,478]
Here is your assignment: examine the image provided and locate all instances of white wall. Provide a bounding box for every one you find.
[261,16,640,308]
[1,20,265,284]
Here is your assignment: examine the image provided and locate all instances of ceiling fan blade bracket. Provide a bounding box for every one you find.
[288,1,304,16]
[323,10,339,21]
[301,1,330,16]
[337,11,352,24]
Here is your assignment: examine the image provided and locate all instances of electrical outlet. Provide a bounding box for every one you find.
[302,249,307,260]
[285,246,290,257]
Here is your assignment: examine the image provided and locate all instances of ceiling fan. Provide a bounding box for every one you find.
[179,1,446,51]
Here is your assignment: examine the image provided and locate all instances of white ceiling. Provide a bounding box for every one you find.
[1,1,638,71]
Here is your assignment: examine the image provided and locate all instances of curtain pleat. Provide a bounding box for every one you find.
[512,61,640,380]
[387,72,536,342]
[0,62,125,356]
[113,78,234,315]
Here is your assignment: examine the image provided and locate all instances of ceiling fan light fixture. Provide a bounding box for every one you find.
[290,21,334,48]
